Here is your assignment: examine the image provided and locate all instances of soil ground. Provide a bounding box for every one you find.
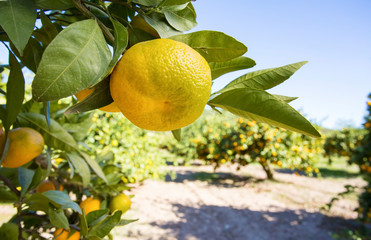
[112,163,367,240]
[0,163,367,239]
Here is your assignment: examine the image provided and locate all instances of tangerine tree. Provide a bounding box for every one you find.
[0,0,320,239]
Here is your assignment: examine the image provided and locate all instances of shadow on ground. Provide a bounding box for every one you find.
[165,170,264,188]
[275,168,359,179]
[150,204,363,240]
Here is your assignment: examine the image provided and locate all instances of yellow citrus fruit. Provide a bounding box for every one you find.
[0,127,44,168]
[79,197,101,215]
[54,229,80,240]
[109,193,131,214]
[131,15,160,38]
[36,180,63,193]
[110,39,211,131]
[75,88,120,112]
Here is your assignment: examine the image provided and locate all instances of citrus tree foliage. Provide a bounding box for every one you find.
[166,111,323,179]
[323,128,365,164]
[352,95,371,224]
[0,0,321,239]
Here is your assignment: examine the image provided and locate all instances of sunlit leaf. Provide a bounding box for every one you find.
[208,88,321,137]
[209,56,256,80]
[216,61,307,94]
[87,211,122,238]
[66,152,90,187]
[169,31,247,62]
[17,112,80,152]
[164,3,196,31]
[48,208,69,229]
[32,19,111,102]
[142,13,181,38]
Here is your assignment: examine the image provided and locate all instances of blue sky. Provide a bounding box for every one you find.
[1,0,370,129]
[192,0,371,129]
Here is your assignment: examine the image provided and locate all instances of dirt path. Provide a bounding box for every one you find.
[114,164,366,240]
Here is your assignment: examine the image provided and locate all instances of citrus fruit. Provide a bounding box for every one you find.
[0,127,44,168]
[75,88,120,112]
[131,15,160,38]
[109,193,131,214]
[54,229,80,240]
[79,197,100,215]
[110,39,211,131]
[36,180,63,193]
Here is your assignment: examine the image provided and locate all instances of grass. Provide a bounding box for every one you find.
[315,157,360,179]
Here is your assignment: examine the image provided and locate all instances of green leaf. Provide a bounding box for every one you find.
[171,129,181,142]
[32,19,111,102]
[0,0,37,55]
[208,88,321,137]
[28,166,45,191]
[169,31,247,62]
[16,112,80,152]
[5,51,25,131]
[42,190,82,214]
[87,211,122,238]
[209,56,256,80]
[164,3,196,31]
[64,77,113,114]
[108,19,128,71]
[86,209,109,226]
[142,13,181,38]
[216,61,308,94]
[79,208,89,236]
[32,11,59,47]
[131,0,162,6]
[80,152,107,183]
[48,207,69,229]
[10,37,44,73]
[0,189,17,201]
[66,152,90,187]
[18,167,35,196]
[117,219,139,226]
[273,94,298,103]
[35,0,74,10]
[160,0,190,7]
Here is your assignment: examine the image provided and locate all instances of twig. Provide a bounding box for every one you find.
[0,173,20,196]
[72,0,115,45]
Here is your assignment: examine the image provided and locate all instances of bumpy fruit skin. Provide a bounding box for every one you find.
[110,39,211,131]
[79,197,101,215]
[109,193,131,214]
[36,180,63,193]
[54,229,80,240]
[1,127,44,168]
[75,88,120,112]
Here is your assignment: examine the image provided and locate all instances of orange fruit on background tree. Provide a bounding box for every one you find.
[79,197,101,215]
[109,193,131,214]
[36,180,63,193]
[110,38,212,131]
[0,127,44,168]
[54,228,80,240]
[75,88,120,112]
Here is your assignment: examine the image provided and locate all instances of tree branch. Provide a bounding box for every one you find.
[0,173,20,196]
[72,0,115,45]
